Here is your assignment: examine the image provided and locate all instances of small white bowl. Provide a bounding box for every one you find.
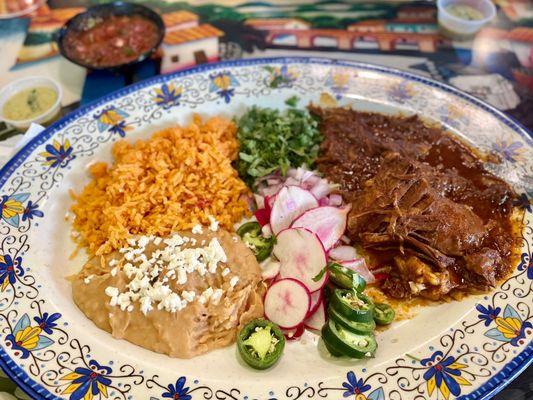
[0,76,62,130]
[437,0,496,38]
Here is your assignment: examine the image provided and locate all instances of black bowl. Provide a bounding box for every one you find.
[56,1,165,71]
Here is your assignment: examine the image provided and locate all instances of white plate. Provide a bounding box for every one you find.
[0,57,531,400]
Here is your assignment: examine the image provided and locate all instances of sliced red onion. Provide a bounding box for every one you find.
[310,180,332,199]
[285,177,300,186]
[340,258,376,284]
[254,208,270,226]
[267,178,282,186]
[329,193,343,206]
[287,168,299,178]
[254,194,265,210]
[340,235,350,244]
[306,175,321,186]
[299,169,316,183]
[259,184,281,197]
[329,245,358,261]
[265,194,276,210]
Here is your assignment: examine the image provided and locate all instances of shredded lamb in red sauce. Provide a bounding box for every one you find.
[312,106,518,301]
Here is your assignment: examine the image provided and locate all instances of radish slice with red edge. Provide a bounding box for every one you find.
[282,324,305,340]
[270,186,318,235]
[274,228,327,292]
[304,301,326,331]
[308,290,322,316]
[329,245,358,261]
[254,208,270,226]
[291,205,351,250]
[264,278,311,329]
[340,258,376,284]
[260,259,280,280]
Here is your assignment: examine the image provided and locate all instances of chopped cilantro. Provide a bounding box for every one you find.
[312,266,327,282]
[236,106,322,187]
[285,95,299,107]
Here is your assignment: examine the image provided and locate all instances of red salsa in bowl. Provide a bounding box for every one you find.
[58,2,164,70]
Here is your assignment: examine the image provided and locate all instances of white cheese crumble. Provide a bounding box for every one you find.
[83,274,94,284]
[198,287,214,304]
[137,236,150,248]
[109,259,118,267]
[105,286,119,297]
[222,267,230,277]
[230,276,239,288]
[182,290,196,303]
[103,232,230,316]
[208,215,219,232]
[211,288,223,305]
[192,224,203,234]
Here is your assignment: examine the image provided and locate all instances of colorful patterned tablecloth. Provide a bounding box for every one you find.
[0,1,532,399]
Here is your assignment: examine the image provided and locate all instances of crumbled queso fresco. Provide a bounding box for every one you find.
[101,218,240,316]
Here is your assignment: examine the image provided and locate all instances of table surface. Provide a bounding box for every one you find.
[0,1,531,399]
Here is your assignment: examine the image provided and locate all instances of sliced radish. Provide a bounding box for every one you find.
[282,324,305,340]
[308,290,323,316]
[329,245,358,261]
[254,208,270,226]
[304,301,326,331]
[274,228,327,292]
[291,205,351,250]
[341,258,376,284]
[270,186,318,235]
[260,259,281,280]
[264,278,311,329]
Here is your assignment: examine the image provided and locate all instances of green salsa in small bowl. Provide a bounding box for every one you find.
[0,76,62,130]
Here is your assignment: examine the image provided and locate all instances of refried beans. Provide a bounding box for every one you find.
[72,229,264,358]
